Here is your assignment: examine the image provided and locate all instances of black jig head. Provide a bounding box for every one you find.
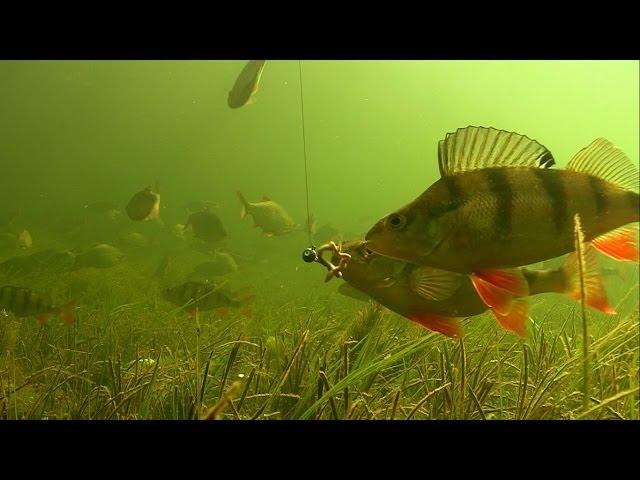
[302,246,318,263]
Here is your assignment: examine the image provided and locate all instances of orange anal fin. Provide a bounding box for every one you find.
[216,308,229,318]
[36,314,49,326]
[186,308,197,319]
[59,300,75,326]
[471,275,516,316]
[591,226,639,262]
[407,313,464,338]
[491,298,529,338]
[588,288,616,314]
[569,286,616,315]
[565,246,617,315]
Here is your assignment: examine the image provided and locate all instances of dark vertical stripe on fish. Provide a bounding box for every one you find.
[6,287,16,311]
[428,175,464,219]
[589,176,607,218]
[485,169,513,240]
[533,169,568,234]
[441,175,463,201]
[16,288,27,315]
[9,288,18,312]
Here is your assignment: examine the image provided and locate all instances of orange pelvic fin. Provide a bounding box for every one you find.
[473,269,529,296]
[407,312,464,338]
[59,300,76,326]
[591,225,639,262]
[471,269,529,316]
[36,314,49,326]
[491,298,529,338]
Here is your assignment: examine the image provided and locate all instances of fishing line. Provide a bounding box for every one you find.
[298,60,313,246]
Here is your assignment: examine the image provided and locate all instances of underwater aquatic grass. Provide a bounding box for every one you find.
[0,251,637,420]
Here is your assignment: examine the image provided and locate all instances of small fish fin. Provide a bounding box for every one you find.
[566,138,638,192]
[591,225,639,262]
[491,298,529,337]
[236,191,249,219]
[59,300,75,326]
[216,307,229,318]
[262,194,272,202]
[438,126,555,177]
[563,245,616,314]
[409,266,460,302]
[253,60,266,87]
[337,283,370,301]
[407,312,464,338]
[36,314,49,326]
[186,308,197,319]
[470,269,529,316]
[263,232,274,238]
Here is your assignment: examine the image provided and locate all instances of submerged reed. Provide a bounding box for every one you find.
[573,213,590,412]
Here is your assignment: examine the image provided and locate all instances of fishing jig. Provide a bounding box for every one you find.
[303,241,351,282]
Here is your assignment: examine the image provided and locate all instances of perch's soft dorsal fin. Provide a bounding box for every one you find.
[566,138,639,192]
[438,126,555,177]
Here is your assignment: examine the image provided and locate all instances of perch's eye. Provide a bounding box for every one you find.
[387,214,407,231]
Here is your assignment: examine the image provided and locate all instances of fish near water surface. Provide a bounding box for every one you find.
[228,60,266,109]
[335,240,613,338]
[365,126,639,317]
